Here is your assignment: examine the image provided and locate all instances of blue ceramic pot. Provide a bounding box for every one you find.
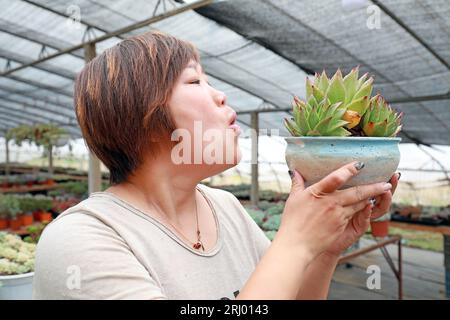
[285,137,401,188]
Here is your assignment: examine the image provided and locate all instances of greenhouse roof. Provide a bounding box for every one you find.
[1,0,449,145]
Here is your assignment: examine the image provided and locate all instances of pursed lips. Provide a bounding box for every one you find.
[228,112,241,136]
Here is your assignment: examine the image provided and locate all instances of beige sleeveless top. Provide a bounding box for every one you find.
[32,184,271,300]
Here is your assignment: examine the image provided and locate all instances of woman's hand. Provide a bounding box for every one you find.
[370,173,400,220]
[276,161,393,262]
[322,173,400,258]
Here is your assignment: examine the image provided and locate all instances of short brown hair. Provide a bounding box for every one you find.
[74,31,200,184]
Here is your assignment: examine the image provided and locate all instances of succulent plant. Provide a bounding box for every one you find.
[285,67,402,137]
[0,195,20,220]
[0,232,35,275]
[0,197,7,219]
[361,95,403,137]
[246,209,266,227]
[306,67,373,129]
[17,194,37,214]
[255,200,273,211]
[262,215,281,231]
[265,203,284,216]
[33,195,53,212]
[284,95,350,136]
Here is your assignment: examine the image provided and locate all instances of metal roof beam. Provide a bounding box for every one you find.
[0,97,75,120]
[21,0,120,35]
[0,114,32,125]
[0,0,213,77]
[0,119,24,129]
[0,83,72,106]
[371,0,450,71]
[0,102,73,122]
[0,49,75,80]
[390,92,450,104]
[236,92,450,114]
[0,104,71,124]
[6,75,73,98]
[0,19,85,60]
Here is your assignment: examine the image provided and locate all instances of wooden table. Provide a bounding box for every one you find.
[0,184,61,194]
[389,221,450,298]
[338,235,403,299]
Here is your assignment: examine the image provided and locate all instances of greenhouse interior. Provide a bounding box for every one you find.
[0,0,450,301]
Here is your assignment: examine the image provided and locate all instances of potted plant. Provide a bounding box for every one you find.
[33,124,68,177]
[284,67,402,187]
[5,125,34,147]
[370,212,391,238]
[1,196,22,231]
[17,195,35,227]
[0,176,10,189]
[0,232,36,300]
[23,222,49,244]
[34,195,53,223]
[0,197,9,230]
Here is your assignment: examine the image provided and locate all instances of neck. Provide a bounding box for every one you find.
[106,149,206,224]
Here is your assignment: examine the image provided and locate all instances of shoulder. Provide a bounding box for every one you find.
[33,199,163,299]
[34,196,132,281]
[35,205,128,276]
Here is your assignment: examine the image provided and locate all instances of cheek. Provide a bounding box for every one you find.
[169,88,222,133]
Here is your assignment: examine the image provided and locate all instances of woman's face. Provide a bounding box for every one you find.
[167,60,242,174]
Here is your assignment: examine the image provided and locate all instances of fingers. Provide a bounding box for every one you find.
[366,172,398,220]
[311,161,365,194]
[370,191,392,220]
[336,182,392,206]
[389,172,400,195]
[342,199,372,219]
[352,203,373,234]
[289,169,306,194]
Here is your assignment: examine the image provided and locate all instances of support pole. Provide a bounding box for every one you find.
[48,144,54,175]
[84,43,102,194]
[5,137,10,177]
[251,112,259,206]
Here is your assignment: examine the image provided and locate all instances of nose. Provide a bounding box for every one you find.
[214,89,227,107]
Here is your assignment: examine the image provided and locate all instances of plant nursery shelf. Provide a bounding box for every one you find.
[390,221,450,236]
[0,184,61,194]
[4,222,43,236]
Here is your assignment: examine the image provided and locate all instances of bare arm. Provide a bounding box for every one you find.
[236,235,314,300]
[235,162,392,300]
[295,253,339,299]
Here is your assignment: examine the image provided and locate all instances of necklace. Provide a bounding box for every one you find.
[162,189,205,252]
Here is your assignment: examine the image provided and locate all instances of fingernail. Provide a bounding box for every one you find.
[288,170,294,179]
[397,172,401,180]
[383,183,392,191]
[354,162,365,171]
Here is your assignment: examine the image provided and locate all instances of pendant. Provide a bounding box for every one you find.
[193,241,205,251]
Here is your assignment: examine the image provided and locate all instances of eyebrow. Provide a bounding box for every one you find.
[186,62,204,74]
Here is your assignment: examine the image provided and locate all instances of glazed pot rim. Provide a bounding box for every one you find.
[285,136,402,142]
[0,271,34,280]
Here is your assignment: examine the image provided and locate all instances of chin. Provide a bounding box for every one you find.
[205,146,241,178]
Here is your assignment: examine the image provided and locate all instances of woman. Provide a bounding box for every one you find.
[32,31,399,300]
